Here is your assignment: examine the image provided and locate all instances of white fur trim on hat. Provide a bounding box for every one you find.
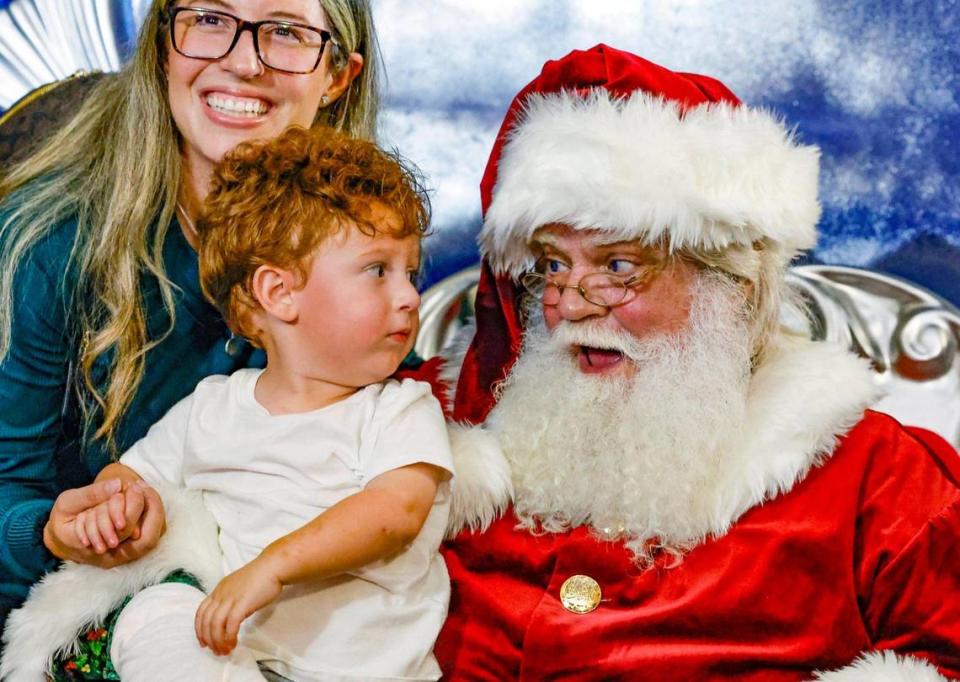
[0,487,222,682]
[481,89,821,277]
[812,651,951,681]
[446,423,513,539]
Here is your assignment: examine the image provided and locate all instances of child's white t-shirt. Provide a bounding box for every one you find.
[120,369,454,682]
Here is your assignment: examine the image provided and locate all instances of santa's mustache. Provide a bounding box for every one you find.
[539,320,681,368]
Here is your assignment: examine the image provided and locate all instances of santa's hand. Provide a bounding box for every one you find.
[195,558,283,655]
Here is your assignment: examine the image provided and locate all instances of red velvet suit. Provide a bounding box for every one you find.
[435,412,960,680]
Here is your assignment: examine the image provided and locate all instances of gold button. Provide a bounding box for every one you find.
[560,574,601,614]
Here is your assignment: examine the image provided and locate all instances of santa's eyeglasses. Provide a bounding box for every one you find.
[519,259,669,308]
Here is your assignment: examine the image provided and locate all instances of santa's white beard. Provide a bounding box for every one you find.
[487,273,754,561]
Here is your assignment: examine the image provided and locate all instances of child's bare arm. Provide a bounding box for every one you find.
[195,461,447,655]
[266,461,445,581]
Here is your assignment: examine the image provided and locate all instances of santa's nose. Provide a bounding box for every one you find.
[555,285,607,321]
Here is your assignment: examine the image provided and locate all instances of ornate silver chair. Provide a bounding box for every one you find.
[415,265,960,448]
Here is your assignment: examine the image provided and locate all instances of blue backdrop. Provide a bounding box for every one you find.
[1,0,958,302]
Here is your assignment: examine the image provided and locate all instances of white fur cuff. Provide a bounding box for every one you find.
[813,651,951,682]
[446,423,513,538]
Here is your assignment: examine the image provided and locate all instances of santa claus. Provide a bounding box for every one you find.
[435,45,960,680]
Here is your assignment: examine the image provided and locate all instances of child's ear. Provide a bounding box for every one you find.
[251,264,299,323]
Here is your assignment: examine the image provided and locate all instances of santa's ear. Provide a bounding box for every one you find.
[251,264,300,323]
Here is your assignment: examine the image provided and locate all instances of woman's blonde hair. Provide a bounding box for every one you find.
[0,0,382,453]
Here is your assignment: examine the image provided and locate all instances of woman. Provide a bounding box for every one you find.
[0,0,380,627]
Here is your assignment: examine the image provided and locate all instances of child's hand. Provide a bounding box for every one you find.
[72,482,148,554]
[194,558,283,656]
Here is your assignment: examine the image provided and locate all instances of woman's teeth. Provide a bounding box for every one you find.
[205,94,269,117]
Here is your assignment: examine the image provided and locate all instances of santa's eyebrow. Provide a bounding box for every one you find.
[587,234,649,250]
[532,231,628,251]
[592,242,647,254]
[533,234,658,260]
[530,232,561,250]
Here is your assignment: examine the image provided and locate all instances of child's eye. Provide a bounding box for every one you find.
[366,263,386,278]
[407,270,418,284]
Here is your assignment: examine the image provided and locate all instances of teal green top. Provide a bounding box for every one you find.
[0,205,265,616]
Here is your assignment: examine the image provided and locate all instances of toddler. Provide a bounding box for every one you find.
[75,126,452,681]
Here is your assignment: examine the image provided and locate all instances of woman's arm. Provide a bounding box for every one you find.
[0,221,78,611]
[0,218,163,617]
[194,462,446,655]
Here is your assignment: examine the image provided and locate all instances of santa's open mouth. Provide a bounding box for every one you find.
[578,346,625,373]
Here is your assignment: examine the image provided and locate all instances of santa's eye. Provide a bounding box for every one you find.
[607,259,637,275]
[542,258,568,275]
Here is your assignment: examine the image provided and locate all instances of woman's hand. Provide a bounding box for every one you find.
[194,558,283,656]
[43,479,166,568]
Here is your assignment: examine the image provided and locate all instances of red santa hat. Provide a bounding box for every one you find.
[479,44,821,276]
[452,45,820,424]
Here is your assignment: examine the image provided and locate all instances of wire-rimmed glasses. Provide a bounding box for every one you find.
[519,259,669,308]
[169,7,334,75]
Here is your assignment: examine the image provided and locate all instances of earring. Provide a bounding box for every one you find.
[320,94,330,106]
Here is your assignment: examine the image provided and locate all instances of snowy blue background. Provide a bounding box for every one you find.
[2,0,958,303]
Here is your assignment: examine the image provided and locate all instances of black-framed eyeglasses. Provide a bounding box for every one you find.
[519,259,669,308]
[168,7,334,75]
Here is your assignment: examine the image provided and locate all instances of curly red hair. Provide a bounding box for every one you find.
[198,125,430,346]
